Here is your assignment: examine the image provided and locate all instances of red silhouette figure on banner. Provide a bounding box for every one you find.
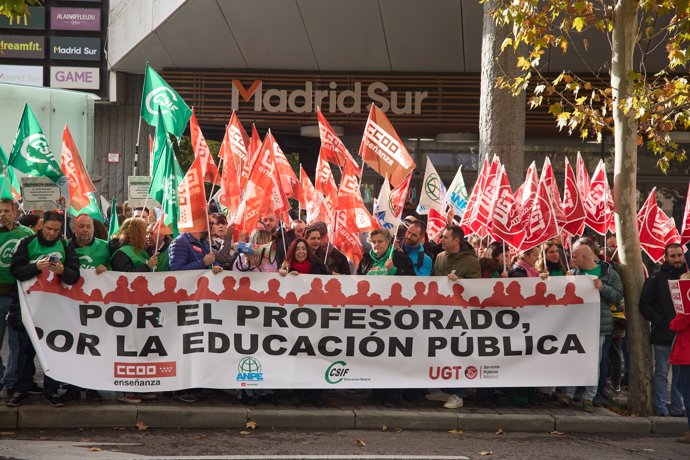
[505,281,527,308]
[103,276,133,304]
[130,276,155,305]
[481,282,509,307]
[87,286,104,303]
[557,282,584,305]
[324,278,347,307]
[63,276,87,301]
[220,277,237,301]
[384,283,410,307]
[447,284,469,307]
[151,277,189,303]
[298,278,326,306]
[26,271,62,296]
[410,282,427,306]
[264,278,288,305]
[346,280,376,306]
[425,281,446,306]
[526,282,558,306]
[192,277,219,302]
[234,277,261,302]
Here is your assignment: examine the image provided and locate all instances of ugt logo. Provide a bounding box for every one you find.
[236,356,264,382]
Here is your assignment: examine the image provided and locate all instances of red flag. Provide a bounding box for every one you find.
[520,176,558,251]
[335,165,378,233]
[469,156,501,236]
[271,136,299,199]
[515,161,538,229]
[638,189,682,262]
[461,159,489,235]
[390,174,411,218]
[298,165,316,210]
[541,157,565,230]
[244,132,290,226]
[307,193,333,227]
[61,125,95,211]
[219,147,242,217]
[576,152,590,198]
[333,210,364,267]
[315,153,339,213]
[190,110,221,185]
[562,157,586,236]
[178,156,209,233]
[427,208,448,242]
[358,105,415,187]
[488,166,525,250]
[240,124,262,190]
[318,108,360,174]
[219,111,249,172]
[680,183,690,245]
[584,160,613,235]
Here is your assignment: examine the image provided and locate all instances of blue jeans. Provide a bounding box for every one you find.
[565,335,605,401]
[0,295,10,380]
[653,344,685,416]
[678,365,690,429]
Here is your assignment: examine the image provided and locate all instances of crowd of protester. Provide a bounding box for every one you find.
[0,198,689,442]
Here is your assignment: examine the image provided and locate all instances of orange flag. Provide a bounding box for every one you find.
[220,111,249,172]
[333,210,364,267]
[298,165,316,210]
[61,125,95,211]
[315,153,338,213]
[190,110,221,185]
[317,108,359,174]
[244,132,290,224]
[335,165,378,233]
[240,124,261,190]
[177,155,209,233]
[271,135,299,199]
[219,146,242,217]
[390,174,411,218]
[358,104,415,187]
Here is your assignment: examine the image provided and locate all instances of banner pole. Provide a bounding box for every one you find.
[134,113,143,177]
[503,240,507,274]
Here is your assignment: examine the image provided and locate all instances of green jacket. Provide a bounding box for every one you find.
[573,260,623,335]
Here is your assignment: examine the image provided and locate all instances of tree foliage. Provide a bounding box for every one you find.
[488,0,690,172]
[0,0,41,18]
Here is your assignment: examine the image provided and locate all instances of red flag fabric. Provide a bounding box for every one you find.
[240,124,261,190]
[488,166,525,250]
[318,108,359,174]
[541,157,565,230]
[469,156,501,237]
[190,111,221,185]
[461,159,489,235]
[61,125,95,211]
[561,157,586,236]
[307,193,333,227]
[333,210,364,267]
[335,165,378,233]
[390,174,411,218]
[315,153,339,213]
[271,136,299,199]
[515,161,538,228]
[358,105,415,187]
[178,155,209,233]
[520,176,558,251]
[298,165,316,210]
[244,132,290,225]
[680,182,690,245]
[583,160,613,235]
[427,208,447,242]
[219,148,242,217]
[220,111,249,172]
[576,152,590,198]
[638,189,682,262]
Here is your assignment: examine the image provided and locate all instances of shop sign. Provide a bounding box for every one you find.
[0,35,44,59]
[50,37,100,60]
[0,6,45,30]
[51,7,101,31]
[50,66,100,90]
[0,64,43,86]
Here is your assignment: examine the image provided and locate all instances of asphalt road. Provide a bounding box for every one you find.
[0,428,688,460]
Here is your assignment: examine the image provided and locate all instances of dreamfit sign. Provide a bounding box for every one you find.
[230,80,429,115]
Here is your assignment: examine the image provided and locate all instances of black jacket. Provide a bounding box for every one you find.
[317,245,352,275]
[11,232,80,285]
[357,249,415,276]
[274,227,296,268]
[639,262,687,345]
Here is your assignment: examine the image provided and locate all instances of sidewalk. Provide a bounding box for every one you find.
[0,388,686,434]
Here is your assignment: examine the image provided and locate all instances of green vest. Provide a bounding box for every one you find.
[27,236,67,264]
[155,246,169,272]
[113,244,149,268]
[0,225,34,285]
[75,238,110,269]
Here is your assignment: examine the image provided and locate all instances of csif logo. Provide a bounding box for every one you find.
[325,360,349,384]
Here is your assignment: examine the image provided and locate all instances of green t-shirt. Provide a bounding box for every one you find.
[581,265,602,277]
[0,224,34,285]
[75,238,110,269]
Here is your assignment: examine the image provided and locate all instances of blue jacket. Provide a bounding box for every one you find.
[403,243,432,276]
[169,233,218,271]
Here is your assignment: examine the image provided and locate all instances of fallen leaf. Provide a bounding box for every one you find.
[448,429,464,435]
[245,420,257,430]
[113,427,126,431]
[89,447,102,452]
[0,432,15,436]
[240,431,252,436]
[381,424,388,431]
[393,427,402,433]
[300,441,311,446]
[135,421,148,431]
[353,438,366,447]
[496,428,504,435]
[550,430,565,435]
[479,451,493,456]
[642,449,654,452]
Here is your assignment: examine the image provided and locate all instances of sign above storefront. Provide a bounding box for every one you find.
[50,66,100,90]
[0,35,44,59]
[51,7,101,31]
[0,64,43,87]
[0,6,45,30]
[50,37,101,60]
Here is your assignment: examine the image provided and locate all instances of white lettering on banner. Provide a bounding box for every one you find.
[18,271,600,392]
[493,189,511,227]
[231,80,429,115]
[364,120,411,168]
[228,125,248,162]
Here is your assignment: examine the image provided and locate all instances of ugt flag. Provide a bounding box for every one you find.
[9,104,64,183]
[140,64,192,139]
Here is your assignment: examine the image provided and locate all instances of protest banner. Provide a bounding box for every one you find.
[19,272,600,392]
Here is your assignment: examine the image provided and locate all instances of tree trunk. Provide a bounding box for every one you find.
[611,1,653,416]
[478,0,526,187]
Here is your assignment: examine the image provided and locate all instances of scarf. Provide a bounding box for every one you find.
[292,259,311,274]
[367,245,396,276]
[515,258,539,278]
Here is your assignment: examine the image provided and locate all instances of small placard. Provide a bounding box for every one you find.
[20,176,68,210]
[107,152,119,163]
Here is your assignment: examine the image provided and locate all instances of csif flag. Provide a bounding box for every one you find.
[417,157,447,215]
[9,104,64,183]
[358,104,415,187]
[140,64,192,138]
[61,125,96,212]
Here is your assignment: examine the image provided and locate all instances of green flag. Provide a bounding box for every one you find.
[70,192,103,223]
[151,106,173,167]
[0,146,15,200]
[108,196,120,240]
[140,64,191,139]
[148,108,184,236]
[9,104,64,183]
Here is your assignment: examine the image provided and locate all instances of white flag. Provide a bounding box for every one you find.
[374,177,400,231]
[416,157,447,215]
[446,165,468,215]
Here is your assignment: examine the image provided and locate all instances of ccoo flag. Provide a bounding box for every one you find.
[140,64,192,138]
[9,104,64,183]
[61,125,96,212]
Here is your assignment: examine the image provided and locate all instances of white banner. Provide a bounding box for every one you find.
[18,271,600,392]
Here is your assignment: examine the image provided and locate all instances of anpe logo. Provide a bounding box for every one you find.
[236,356,263,382]
[325,361,350,384]
[114,361,176,378]
[465,366,478,380]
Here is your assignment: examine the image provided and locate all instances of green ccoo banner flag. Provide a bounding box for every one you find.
[9,104,64,184]
[140,64,192,139]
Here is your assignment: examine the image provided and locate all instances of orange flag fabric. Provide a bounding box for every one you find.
[61,125,95,211]
[177,155,209,233]
[318,108,359,174]
[190,110,221,185]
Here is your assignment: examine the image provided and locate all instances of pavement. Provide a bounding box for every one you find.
[0,387,687,434]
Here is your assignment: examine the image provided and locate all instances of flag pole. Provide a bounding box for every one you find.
[134,62,149,177]
[152,179,169,273]
[208,155,222,206]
